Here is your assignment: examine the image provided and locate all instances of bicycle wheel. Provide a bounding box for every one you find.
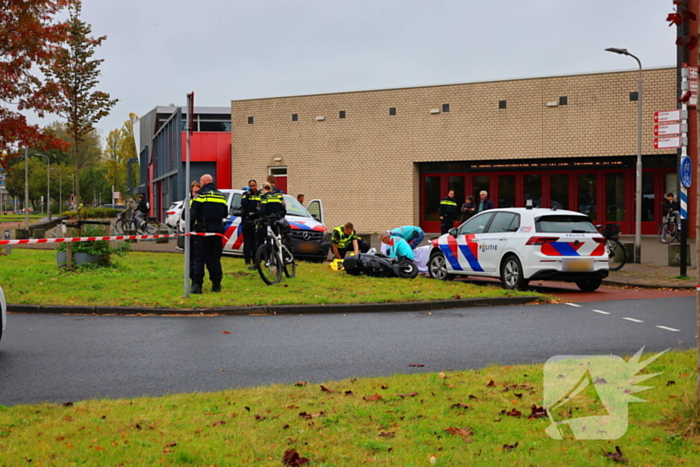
[282,244,296,279]
[606,238,626,271]
[113,219,128,235]
[256,243,282,285]
[659,223,675,244]
[143,220,160,235]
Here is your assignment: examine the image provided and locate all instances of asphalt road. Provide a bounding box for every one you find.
[0,296,695,406]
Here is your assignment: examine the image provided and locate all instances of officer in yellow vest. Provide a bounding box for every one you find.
[331,222,370,259]
[190,174,228,294]
[438,189,458,234]
[241,179,261,267]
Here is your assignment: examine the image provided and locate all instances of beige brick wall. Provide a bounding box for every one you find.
[231,67,676,233]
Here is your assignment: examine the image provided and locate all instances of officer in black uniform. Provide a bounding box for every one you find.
[241,179,260,268]
[438,189,458,234]
[257,182,286,245]
[190,174,228,294]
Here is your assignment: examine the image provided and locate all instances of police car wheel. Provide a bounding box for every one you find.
[501,255,528,290]
[428,252,454,281]
[575,277,602,292]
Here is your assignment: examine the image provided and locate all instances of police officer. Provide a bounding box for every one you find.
[438,190,458,234]
[331,222,370,259]
[190,174,228,294]
[241,179,261,268]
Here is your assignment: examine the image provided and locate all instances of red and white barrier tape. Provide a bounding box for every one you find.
[0,232,227,246]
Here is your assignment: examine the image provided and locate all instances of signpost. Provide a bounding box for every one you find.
[653,123,682,136]
[688,65,697,107]
[681,155,692,189]
[653,109,683,123]
[653,136,682,149]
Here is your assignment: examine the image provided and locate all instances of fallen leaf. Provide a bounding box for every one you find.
[63,402,74,407]
[486,380,495,387]
[164,442,177,447]
[344,391,354,396]
[667,381,676,386]
[364,393,383,402]
[294,382,308,387]
[529,405,547,419]
[603,446,627,463]
[408,364,425,367]
[221,331,231,334]
[438,372,447,379]
[282,448,309,466]
[320,385,333,393]
[450,403,470,410]
[506,408,522,417]
[254,414,266,421]
[503,441,519,452]
[378,432,395,437]
[212,420,226,427]
[468,395,479,401]
[594,378,607,385]
[298,412,324,419]
[445,426,473,442]
[398,392,419,398]
[514,393,523,398]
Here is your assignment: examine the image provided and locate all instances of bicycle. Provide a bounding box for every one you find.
[113,211,161,236]
[595,223,626,271]
[658,210,679,244]
[255,216,296,285]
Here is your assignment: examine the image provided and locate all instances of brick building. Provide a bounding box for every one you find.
[230,67,686,236]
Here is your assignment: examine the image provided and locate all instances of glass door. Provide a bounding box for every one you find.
[497,174,516,208]
[549,172,571,210]
[576,172,599,223]
[421,174,443,233]
[522,172,542,208]
[604,172,627,231]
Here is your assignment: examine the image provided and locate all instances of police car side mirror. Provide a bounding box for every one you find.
[231,208,243,217]
[449,228,459,237]
[311,214,320,221]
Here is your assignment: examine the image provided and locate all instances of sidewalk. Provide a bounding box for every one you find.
[13,233,697,290]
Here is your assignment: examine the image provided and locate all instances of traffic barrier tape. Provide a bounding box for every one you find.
[0,232,228,246]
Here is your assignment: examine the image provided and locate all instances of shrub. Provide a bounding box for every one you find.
[56,224,130,267]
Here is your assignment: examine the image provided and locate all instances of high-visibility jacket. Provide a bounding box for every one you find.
[260,191,286,217]
[438,196,458,218]
[241,190,261,221]
[190,183,228,233]
[332,225,360,249]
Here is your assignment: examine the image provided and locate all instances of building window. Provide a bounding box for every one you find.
[247,116,254,124]
[389,107,397,116]
[442,103,450,113]
[292,113,298,122]
[559,96,568,106]
[339,110,346,119]
[630,92,639,101]
[498,100,507,109]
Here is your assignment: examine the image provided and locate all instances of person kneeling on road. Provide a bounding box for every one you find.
[332,222,370,259]
[379,231,414,262]
[389,225,425,249]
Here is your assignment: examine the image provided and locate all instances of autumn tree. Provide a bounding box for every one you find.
[104,113,138,198]
[41,1,117,202]
[0,0,75,165]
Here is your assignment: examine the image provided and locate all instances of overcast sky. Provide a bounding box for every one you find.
[33,0,680,141]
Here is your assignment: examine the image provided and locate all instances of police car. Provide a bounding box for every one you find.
[220,190,330,262]
[0,285,6,344]
[428,207,609,291]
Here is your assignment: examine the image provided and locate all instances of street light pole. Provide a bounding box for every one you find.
[66,174,74,211]
[33,154,50,221]
[50,167,61,218]
[605,47,643,264]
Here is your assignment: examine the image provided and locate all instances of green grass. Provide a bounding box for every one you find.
[672,275,692,280]
[0,350,697,466]
[0,248,543,309]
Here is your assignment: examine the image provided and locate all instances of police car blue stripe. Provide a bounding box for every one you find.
[288,221,312,230]
[458,244,484,272]
[551,242,580,256]
[439,244,463,271]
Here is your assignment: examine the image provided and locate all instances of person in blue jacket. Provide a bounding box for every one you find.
[379,231,414,262]
[389,225,425,249]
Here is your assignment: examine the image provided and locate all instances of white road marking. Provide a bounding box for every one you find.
[592,309,611,315]
[622,317,644,323]
[564,303,582,308]
[656,326,680,332]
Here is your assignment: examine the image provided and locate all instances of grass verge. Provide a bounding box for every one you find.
[0,249,544,309]
[0,350,697,466]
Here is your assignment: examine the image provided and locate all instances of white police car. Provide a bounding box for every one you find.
[0,285,6,344]
[220,190,330,262]
[428,207,609,291]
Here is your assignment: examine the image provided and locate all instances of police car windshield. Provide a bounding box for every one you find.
[283,195,311,218]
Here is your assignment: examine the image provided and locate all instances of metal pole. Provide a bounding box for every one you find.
[605,48,642,263]
[33,154,50,220]
[184,92,194,298]
[634,54,643,265]
[24,148,29,231]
